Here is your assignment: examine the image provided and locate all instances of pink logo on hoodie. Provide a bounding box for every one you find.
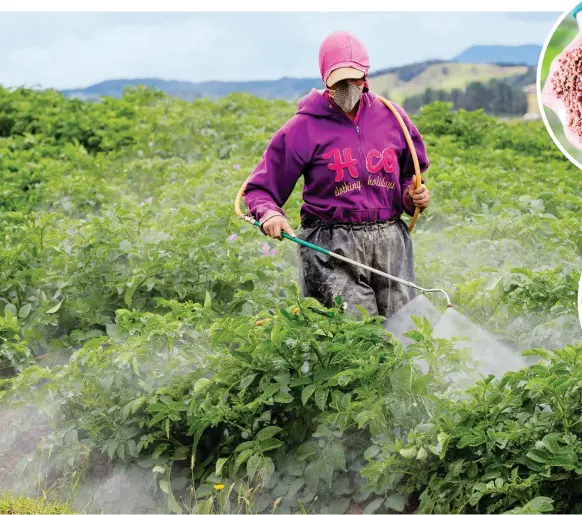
[366,148,397,174]
[323,148,359,182]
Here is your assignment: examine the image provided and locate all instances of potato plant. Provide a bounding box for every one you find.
[0,86,580,513]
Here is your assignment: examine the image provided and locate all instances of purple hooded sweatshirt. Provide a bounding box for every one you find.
[243,35,429,226]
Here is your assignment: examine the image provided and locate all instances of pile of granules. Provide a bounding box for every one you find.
[550,47,582,140]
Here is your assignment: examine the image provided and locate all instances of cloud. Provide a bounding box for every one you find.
[504,12,561,22]
[0,12,558,89]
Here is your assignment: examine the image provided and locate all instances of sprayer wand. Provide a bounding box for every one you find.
[235,208,452,307]
[234,94,453,309]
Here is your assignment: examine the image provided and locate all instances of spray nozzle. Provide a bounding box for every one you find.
[419,288,452,308]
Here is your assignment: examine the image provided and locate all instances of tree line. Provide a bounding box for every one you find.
[402,79,529,116]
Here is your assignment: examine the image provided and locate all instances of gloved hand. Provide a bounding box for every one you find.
[541,4,582,150]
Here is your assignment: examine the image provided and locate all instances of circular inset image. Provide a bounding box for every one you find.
[538,2,582,169]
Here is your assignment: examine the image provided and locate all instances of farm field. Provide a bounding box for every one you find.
[0,86,581,514]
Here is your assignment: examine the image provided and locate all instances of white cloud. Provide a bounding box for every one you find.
[504,12,560,22]
[0,12,559,89]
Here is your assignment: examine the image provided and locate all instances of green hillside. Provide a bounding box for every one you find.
[369,62,533,105]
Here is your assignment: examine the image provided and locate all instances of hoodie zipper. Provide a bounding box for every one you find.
[354,99,369,216]
[329,93,370,216]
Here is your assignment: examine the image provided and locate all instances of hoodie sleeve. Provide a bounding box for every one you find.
[243,128,306,227]
[395,105,430,217]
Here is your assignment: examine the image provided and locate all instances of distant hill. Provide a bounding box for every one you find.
[61,62,535,105]
[367,62,534,104]
[62,77,322,102]
[454,44,542,66]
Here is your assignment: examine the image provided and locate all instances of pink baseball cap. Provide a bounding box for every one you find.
[319,31,370,88]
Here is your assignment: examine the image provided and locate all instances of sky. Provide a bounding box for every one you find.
[0,12,561,90]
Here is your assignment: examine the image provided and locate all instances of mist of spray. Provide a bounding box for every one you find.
[384,294,530,380]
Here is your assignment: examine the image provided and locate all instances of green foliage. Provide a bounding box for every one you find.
[0,86,580,513]
[414,101,499,148]
[0,493,71,514]
[363,345,582,513]
[0,309,31,374]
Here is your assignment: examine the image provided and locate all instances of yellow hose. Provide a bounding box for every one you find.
[235,93,423,232]
[376,95,423,232]
[234,175,249,220]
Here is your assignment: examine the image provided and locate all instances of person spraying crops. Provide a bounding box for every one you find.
[242,31,431,318]
[244,32,430,316]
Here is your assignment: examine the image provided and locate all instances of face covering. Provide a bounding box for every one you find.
[329,81,363,113]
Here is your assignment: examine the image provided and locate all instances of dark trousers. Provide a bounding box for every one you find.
[296,217,416,319]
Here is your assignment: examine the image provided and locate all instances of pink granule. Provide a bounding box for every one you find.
[550,47,582,139]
